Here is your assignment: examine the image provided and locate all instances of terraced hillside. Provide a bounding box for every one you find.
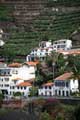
[0,0,80,59]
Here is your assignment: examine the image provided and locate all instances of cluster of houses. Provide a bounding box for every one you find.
[26,39,72,62]
[0,61,38,97]
[0,39,80,98]
[0,61,79,98]
[38,72,79,97]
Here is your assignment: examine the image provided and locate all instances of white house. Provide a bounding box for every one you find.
[0,62,38,97]
[38,82,54,96]
[39,41,52,48]
[54,72,79,97]
[0,29,5,46]
[26,47,53,61]
[53,39,72,51]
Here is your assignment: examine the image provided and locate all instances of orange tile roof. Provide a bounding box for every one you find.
[25,61,39,66]
[58,49,80,55]
[54,72,73,81]
[8,63,22,67]
[17,82,32,87]
[43,82,54,87]
[12,78,22,81]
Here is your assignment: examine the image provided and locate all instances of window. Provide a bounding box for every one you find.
[12,86,15,89]
[66,82,69,87]
[49,86,51,89]
[5,78,9,81]
[55,90,57,95]
[57,45,60,48]
[45,86,47,89]
[21,87,23,89]
[12,70,18,74]
[59,90,61,96]
[24,87,26,90]
[5,84,9,87]
[62,82,65,87]
[66,91,69,96]
[17,86,19,89]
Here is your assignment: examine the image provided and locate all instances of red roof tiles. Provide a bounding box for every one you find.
[54,72,73,81]
[17,82,32,87]
[25,61,39,66]
[8,63,22,67]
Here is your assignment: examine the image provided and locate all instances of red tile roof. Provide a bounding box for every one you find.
[8,63,22,67]
[17,82,32,87]
[25,61,39,66]
[58,49,80,55]
[12,78,22,81]
[54,72,73,81]
[43,82,54,87]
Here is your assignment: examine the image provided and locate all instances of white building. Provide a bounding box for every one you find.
[39,41,52,48]
[0,29,5,46]
[38,82,54,96]
[38,72,79,97]
[53,39,72,51]
[0,62,38,97]
[26,47,53,61]
[54,72,79,97]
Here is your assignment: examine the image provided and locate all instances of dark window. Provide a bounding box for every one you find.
[59,90,61,96]
[66,82,69,87]
[66,91,69,96]
[12,86,15,89]
[24,87,26,90]
[62,91,65,96]
[49,86,51,89]
[21,87,23,89]
[62,82,65,87]
[45,86,47,89]
[55,90,57,95]
[57,45,60,48]
[17,86,19,89]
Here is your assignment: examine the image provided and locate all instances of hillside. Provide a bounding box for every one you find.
[0,0,80,59]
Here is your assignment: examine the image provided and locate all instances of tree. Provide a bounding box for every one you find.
[0,92,4,107]
[74,105,80,120]
[67,55,80,92]
[55,114,64,120]
[13,92,22,97]
[39,111,52,120]
[29,87,38,97]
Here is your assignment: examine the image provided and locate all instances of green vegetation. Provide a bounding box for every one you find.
[40,111,52,120]
[29,86,38,97]
[0,1,80,59]
[13,92,22,97]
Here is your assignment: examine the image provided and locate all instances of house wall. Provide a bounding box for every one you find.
[54,80,70,96]
[0,64,35,97]
[38,85,54,96]
[53,39,72,51]
[70,79,79,92]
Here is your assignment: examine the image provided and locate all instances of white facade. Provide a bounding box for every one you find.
[26,47,53,61]
[0,29,5,46]
[53,39,72,51]
[39,41,52,48]
[0,62,36,97]
[54,80,70,96]
[54,73,79,97]
[38,73,79,97]
[38,83,54,96]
